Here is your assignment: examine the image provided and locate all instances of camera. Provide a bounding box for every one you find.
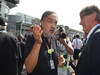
[55,26,66,39]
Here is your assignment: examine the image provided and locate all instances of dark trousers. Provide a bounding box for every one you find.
[73,49,81,60]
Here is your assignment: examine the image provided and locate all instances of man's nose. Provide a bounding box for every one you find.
[51,22,56,26]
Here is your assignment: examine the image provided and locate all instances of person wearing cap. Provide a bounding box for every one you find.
[75,5,100,75]
[0,17,20,75]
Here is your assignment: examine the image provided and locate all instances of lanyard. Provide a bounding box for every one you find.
[43,36,54,54]
[42,36,56,69]
[43,36,55,69]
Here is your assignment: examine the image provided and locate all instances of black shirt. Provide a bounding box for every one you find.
[24,33,58,75]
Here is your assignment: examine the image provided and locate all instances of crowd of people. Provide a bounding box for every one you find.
[0,5,100,75]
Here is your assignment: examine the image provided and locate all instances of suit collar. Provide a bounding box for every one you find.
[86,24,100,44]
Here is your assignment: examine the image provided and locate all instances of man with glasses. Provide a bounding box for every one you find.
[24,11,64,75]
[24,10,73,75]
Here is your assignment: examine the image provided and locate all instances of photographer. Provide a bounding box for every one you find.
[54,26,74,75]
[54,26,73,55]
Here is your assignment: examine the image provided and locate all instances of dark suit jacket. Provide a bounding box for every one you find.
[0,32,19,75]
[75,25,100,75]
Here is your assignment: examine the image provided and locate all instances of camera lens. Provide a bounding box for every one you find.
[60,33,66,39]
